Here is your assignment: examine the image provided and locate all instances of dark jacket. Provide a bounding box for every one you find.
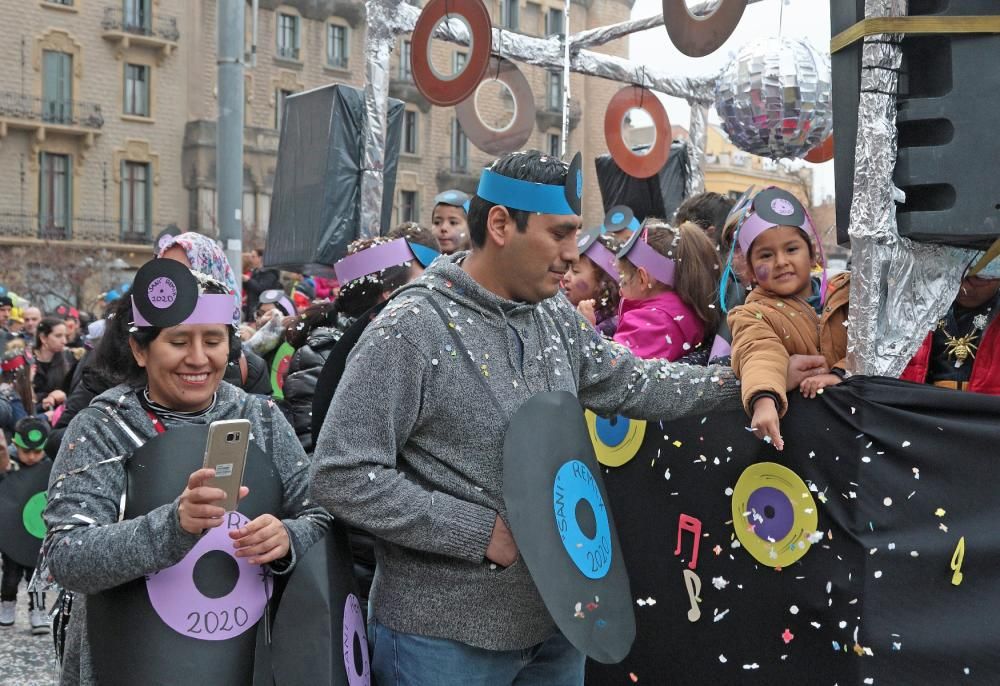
[33,349,78,399]
[279,327,343,453]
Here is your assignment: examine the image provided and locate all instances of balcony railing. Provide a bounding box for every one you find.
[0,212,166,245]
[276,45,300,61]
[101,6,179,41]
[0,92,103,129]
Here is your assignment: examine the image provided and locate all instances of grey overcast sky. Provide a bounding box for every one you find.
[627,0,835,202]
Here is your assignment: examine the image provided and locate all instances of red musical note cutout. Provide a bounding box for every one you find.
[674,514,702,571]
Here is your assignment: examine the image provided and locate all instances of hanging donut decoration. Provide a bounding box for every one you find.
[662,0,746,58]
[604,85,671,180]
[410,0,493,107]
[455,57,535,155]
[804,133,835,163]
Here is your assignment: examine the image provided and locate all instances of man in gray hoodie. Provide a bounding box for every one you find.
[311,150,822,684]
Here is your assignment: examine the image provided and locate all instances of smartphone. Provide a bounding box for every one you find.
[202,419,252,512]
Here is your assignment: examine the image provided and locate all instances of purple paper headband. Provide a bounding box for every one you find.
[583,241,620,282]
[736,193,815,255]
[131,294,237,327]
[620,233,675,286]
[334,238,420,286]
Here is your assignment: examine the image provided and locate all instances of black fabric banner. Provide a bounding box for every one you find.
[586,376,1000,685]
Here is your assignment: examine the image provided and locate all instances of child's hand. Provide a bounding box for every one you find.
[751,396,784,451]
[577,299,597,325]
[799,373,842,399]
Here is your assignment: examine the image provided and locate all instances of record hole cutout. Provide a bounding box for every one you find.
[193,550,240,599]
[553,460,612,579]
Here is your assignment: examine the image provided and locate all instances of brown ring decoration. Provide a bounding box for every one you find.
[604,86,671,180]
[411,0,493,107]
[804,133,835,164]
[455,57,535,155]
[662,0,747,58]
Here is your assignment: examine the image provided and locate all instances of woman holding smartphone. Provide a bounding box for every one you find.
[40,259,329,686]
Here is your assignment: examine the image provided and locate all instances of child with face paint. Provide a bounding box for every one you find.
[612,220,720,361]
[431,190,471,255]
[561,232,622,337]
[726,188,851,451]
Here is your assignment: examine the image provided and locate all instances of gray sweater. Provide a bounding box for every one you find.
[310,254,741,651]
[42,382,329,685]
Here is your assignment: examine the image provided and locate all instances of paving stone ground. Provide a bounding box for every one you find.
[0,582,59,686]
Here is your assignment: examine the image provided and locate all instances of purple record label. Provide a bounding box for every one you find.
[770,198,795,217]
[148,277,178,309]
[146,512,271,641]
[746,486,794,542]
[342,593,371,686]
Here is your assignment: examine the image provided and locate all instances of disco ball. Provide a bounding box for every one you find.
[715,37,833,161]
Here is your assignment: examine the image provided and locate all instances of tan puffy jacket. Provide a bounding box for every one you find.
[728,272,850,416]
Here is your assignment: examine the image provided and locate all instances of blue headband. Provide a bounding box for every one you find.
[476,169,577,215]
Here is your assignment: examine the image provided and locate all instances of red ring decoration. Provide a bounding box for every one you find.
[604,86,671,180]
[455,57,535,155]
[411,0,493,107]
[804,133,835,164]
[662,0,746,58]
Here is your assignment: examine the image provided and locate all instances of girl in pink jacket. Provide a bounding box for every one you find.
[613,221,721,361]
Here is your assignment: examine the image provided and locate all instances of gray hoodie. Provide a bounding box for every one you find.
[310,253,741,651]
[42,381,329,685]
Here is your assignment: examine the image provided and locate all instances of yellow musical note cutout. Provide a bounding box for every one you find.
[951,536,965,587]
[682,569,702,622]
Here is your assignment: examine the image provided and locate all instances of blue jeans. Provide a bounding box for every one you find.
[368,621,585,686]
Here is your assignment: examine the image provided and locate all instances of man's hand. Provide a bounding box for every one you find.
[485,514,518,567]
[750,396,784,451]
[786,354,828,391]
[800,373,843,399]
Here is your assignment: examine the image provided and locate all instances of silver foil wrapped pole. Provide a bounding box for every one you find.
[359,0,401,239]
[687,100,710,196]
[847,0,975,376]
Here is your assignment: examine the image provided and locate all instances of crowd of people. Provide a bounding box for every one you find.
[2,148,999,685]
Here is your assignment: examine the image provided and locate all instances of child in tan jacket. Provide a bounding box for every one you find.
[725,188,850,450]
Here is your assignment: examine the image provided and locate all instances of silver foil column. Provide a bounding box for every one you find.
[847,0,974,376]
[359,0,402,239]
[687,100,709,196]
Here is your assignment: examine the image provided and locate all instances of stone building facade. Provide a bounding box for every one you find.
[0,0,635,299]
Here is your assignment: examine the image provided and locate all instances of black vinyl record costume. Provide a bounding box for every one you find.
[587,376,1000,685]
[503,391,635,664]
[0,460,52,567]
[87,422,283,686]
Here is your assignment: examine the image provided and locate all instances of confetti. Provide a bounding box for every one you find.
[782,628,794,644]
[935,508,947,517]
[883,497,893,507]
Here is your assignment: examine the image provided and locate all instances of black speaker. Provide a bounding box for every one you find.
[265,84,404,275]
[832,0,1000,248]
[594,140,689,224]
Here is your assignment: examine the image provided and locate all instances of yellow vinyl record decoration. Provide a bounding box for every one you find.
[585,410,647,468]
[731,462,818,568]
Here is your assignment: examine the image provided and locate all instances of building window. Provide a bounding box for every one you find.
[402,109,418,155]
[547,132,561,158]
[451,119,468,173]
[546,70,562,111]
[124,0,151,32]
[45,0,74,6]
[499,0,518,30]
[277,13,300,60]
[545,7,563,35]
[42,50,73,124]
[399,190,418,224]
[453,51,467,75]
[124,63,150,117]
[121,161,151,238]
[275,88,293,129]
[39,153,71,237]
[327,23,349,69]
[399,40,412,81]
